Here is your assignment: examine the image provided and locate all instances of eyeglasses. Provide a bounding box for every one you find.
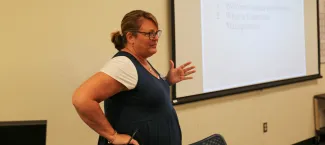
[136,30,162,40]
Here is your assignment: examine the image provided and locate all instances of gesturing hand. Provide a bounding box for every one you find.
[166,60,196,85]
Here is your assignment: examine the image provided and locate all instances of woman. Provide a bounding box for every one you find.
[72,10,195,145]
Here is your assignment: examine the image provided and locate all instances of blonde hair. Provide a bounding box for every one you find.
[111,10,158,50]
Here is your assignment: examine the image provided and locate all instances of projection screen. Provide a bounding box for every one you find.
[171,0,322,105]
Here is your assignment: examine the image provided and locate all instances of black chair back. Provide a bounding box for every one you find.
[190,134,227,145]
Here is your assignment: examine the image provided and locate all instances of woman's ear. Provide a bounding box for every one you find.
[126,32,135,44]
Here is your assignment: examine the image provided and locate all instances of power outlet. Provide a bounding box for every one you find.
[263,122,268,133]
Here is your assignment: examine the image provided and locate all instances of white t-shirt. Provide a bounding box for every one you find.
[100,56,138,90]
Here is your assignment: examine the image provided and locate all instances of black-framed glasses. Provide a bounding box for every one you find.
[137,30,162,40]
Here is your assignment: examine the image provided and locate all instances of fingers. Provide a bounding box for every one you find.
[180,61,192,69]
[169,60,175,69]
[180,75,193,80]
[185,70,196,76]
[183,66,195,73]
[183,76,193,80]
[177,61,196,82]
[183,65,195,78]
[112,134,139,145]
[129,139,139,145]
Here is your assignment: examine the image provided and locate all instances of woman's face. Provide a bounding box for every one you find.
[133,19,159,58]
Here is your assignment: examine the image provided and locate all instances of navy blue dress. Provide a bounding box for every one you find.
[98,51,182,145]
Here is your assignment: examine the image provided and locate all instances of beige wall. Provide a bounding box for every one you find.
[0,0,324,145]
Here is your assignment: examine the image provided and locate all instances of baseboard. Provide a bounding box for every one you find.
[292,137,315,145]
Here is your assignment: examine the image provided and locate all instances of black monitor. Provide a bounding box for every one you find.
[0,120,47,145]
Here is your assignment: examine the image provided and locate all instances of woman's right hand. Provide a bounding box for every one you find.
[111,133,139,145]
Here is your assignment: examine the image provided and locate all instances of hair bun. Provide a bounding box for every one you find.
[111,30,124,50]
[111,31,121,38]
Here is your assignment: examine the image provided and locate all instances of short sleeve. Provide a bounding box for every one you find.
[100,56,138,90]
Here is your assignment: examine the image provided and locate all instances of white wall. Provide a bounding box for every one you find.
[0,0,324,145]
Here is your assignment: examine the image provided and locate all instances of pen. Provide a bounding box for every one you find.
[127,128,139,144]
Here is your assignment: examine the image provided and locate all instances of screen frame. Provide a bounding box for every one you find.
[170,0,323,105]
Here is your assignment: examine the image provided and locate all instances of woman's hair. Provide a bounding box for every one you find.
[111,10,158,51]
